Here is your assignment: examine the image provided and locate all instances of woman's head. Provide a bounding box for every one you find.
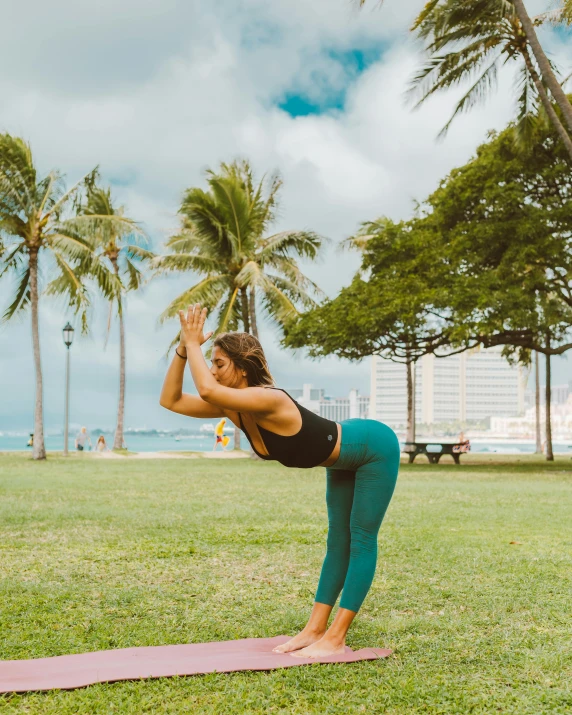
[97,435,106,444]
[211,332,274,388]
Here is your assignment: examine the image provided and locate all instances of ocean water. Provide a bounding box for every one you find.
[1,432,571,455]
[0,432,239,453]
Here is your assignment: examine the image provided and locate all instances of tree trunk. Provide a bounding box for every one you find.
[234,424,241,450]
[521,46,572,161]
[545,349,554,461]
[29,250,46,460]
[513,0,572,135]
[249,287,258,338]
[111,260,126,451]
[406,357,416,443]
[534,351,542,453]
[240,287,250,333]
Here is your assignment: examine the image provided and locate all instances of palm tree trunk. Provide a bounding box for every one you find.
[521,46,572,161]
[233,425,241,450]
[406,356,415,443]
[111,260,126,450]
[249,287,258,338]
[240,287,250,333]
[545,346,554,462]
[534,351,542,453]
[513,0,572,134]
[29,250,46,460]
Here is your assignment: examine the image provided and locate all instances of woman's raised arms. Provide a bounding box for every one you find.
[198,383,283,414]
[160,392,225,419]
[179,305,285,416]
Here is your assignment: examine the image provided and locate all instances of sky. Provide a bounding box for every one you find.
[0,0,571,432]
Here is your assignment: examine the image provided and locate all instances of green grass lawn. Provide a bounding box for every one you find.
[0,452,571,714]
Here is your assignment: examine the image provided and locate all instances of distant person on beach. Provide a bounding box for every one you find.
[95,435,109,452]
[453,431,471,454]
[26,433,33,448]
[75,427,92,452]
[213,418,231,451]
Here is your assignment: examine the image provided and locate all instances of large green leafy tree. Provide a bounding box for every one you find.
[156,160,324,339]
[77,185,153,451]
[283,218,454,442]
[0,135,116,460]
[423,118,572,459]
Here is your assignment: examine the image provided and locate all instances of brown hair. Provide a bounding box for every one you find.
[213,332,274,387]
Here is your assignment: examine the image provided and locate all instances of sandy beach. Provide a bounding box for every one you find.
[91,450,250,460]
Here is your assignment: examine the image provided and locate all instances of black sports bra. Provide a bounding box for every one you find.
[238,388,338,469]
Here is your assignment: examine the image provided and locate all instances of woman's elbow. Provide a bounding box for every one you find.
[198,386,215,402]
[159,396,173,410]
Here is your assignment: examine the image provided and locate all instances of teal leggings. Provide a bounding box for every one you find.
[315,419,400,613]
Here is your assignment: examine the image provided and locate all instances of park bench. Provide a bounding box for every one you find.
[402,441,469,464]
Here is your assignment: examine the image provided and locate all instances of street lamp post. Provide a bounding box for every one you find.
[62,322,75,456]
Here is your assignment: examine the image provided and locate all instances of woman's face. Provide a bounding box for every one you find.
[210,346,246,388]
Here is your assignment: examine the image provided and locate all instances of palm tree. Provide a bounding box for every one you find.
[156,160,324,339]
[77,185,153,450]
[0,134,116,460]
[407,0,572,160]
[155,160,325,448]
[358,1,572,158]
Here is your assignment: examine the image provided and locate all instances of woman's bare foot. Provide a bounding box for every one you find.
[290,636,346,659]
[272,628,325,654]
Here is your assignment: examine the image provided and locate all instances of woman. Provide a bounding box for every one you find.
[160,304,400,658]
[95,435,109,452]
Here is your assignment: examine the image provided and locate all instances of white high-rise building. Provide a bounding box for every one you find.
[289,384,369,421]
[369,346,526,428]
[319,390,370,422]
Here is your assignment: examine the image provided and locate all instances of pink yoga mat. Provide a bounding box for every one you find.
[0,636,392,693]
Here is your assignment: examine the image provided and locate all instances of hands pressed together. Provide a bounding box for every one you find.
[178,304,213,348]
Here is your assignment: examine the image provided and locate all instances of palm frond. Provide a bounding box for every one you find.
[158,274,232,323]
[263,272,321,309]
[256,230,323,261]
[124,258,144,292]
[44,167,98,221]
[436,57,501,139]
[37,171,65,217]
[180,188,229,252]
[215,286,241,334]
[153,251,224,276]
[258,277,301,325]
[0,133,37,218]
[0,242,26,278]
[124,244,155,262]
[70,213,143,240]
[78,257,120,302]
[408,41,503,110]
[513,62,540,149]
[208,174,254,257]
[47,230,96,263]
[1,265,31,322]
[257,254,326,299]
[44,253,92,329]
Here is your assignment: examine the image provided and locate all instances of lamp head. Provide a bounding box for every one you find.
[63,322,75,348]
